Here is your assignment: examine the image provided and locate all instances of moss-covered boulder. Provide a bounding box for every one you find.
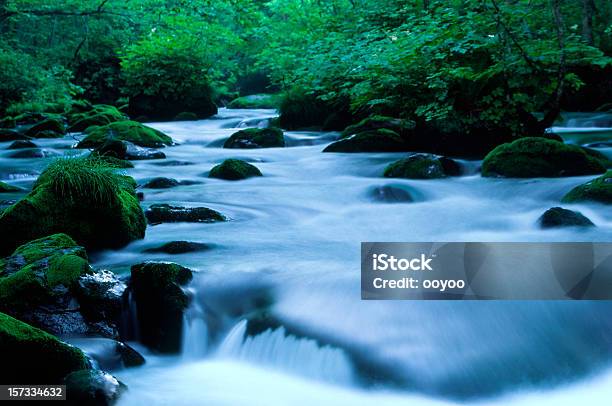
[228,94,281,109]
[0,181,21,193]
[0,158,146,255]
[68,105,127,133]
[76,121,173,149]
[562,171,612,204]
[64,370,126,405]
[130,262,193,353]
[145,204,225,224]
[0,312,89,384]
[323,129,408,153]
[383,154,457,179]
[224,127,285,149]
[341,115,415,139]
[209,159,263,180]
[538,207,595,228]
[482,138,608,178]
[25,118,66,138]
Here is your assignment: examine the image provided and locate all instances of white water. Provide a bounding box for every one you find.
[2,108,612,404]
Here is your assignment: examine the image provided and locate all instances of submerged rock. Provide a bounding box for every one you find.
[68,104,127,133]
[369,185,414,203]
[0,312,89,384]
[562,171,612,204]
[482,138,608,178]
[323,129,408,153]
[0,128,29,141]
[209,159,262,180]
[25,118,66,138]
[130,262,193,353]
[143,241,212,254]
[145,204,225,224]
[224,127,285,149]
[0,158,146,255]
[76,121,173,149]
[142,177,180,189]
[9,148,59,159]
[8,139,37,149]
[0,181,21,193]
[64,370,126,405]
[538,207,595,228]
[384,154,459,179]
[340,115,415,139]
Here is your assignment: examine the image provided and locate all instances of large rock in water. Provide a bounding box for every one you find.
[323,129,408,153]
[0,158,146,255]
[130,262,193,353]
[209,159,262,180]
[538,207,595,228]
[0,234,126,337]
[562,171,612,204]
[76,121,173,149]
[383,154,460,179]
[224,127,285,149]
[25,118,66,138]
[145,204,225,224]
[482,138,608,178]
[0,312,89,384]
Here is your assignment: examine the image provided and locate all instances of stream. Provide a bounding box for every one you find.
[1,109,612,405]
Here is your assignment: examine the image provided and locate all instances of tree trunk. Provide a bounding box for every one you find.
[582,0,596,46]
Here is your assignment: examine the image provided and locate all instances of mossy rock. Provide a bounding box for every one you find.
[0,128,29,141]
[323,129,408,153]
[145,204,225,224]
[341,115,415,139]
[0,181,21,193]
[76,121,173,149]
[64,369,126,405]
[68,105,127,133]
[0,158,146,255]
[130,262,193,353]
[173,112,199,121]
[25,118,66,137]
[143,241,211,254]
[224,127,285,149]
[209,159,263,180]
[0,234,90,311]
[228,94,281,109]
[0,312,89,384]
[384,154,453,179]
[562,171,612,204]
[142,177,180,189]
[93,155,135,169]
[538,207,595,228]
[482,138,607,178]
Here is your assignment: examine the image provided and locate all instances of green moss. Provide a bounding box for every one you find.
[0,158,146,255]
[228,94,281,109]
[341,115,415,139]
[0,312,89,384]
[25,118,66,137]
[11,233,86,264]
[224,127,285,149]
[323,129,407,153]
[482,138,607,178]
[76,120,173,149]
[561,171,612,204]
[47,255,91,288]
[209,159,263,180]
[384,154,447,179]
[68,105,127,132]
[0,181,21,193]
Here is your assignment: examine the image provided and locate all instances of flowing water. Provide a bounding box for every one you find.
[2,109,612,405]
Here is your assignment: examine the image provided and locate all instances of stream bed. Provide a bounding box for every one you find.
[2,109,612,405]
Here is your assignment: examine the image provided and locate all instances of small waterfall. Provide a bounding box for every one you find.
[181,297,208,360]
[217,320,354,385]
[120,290,140,341]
